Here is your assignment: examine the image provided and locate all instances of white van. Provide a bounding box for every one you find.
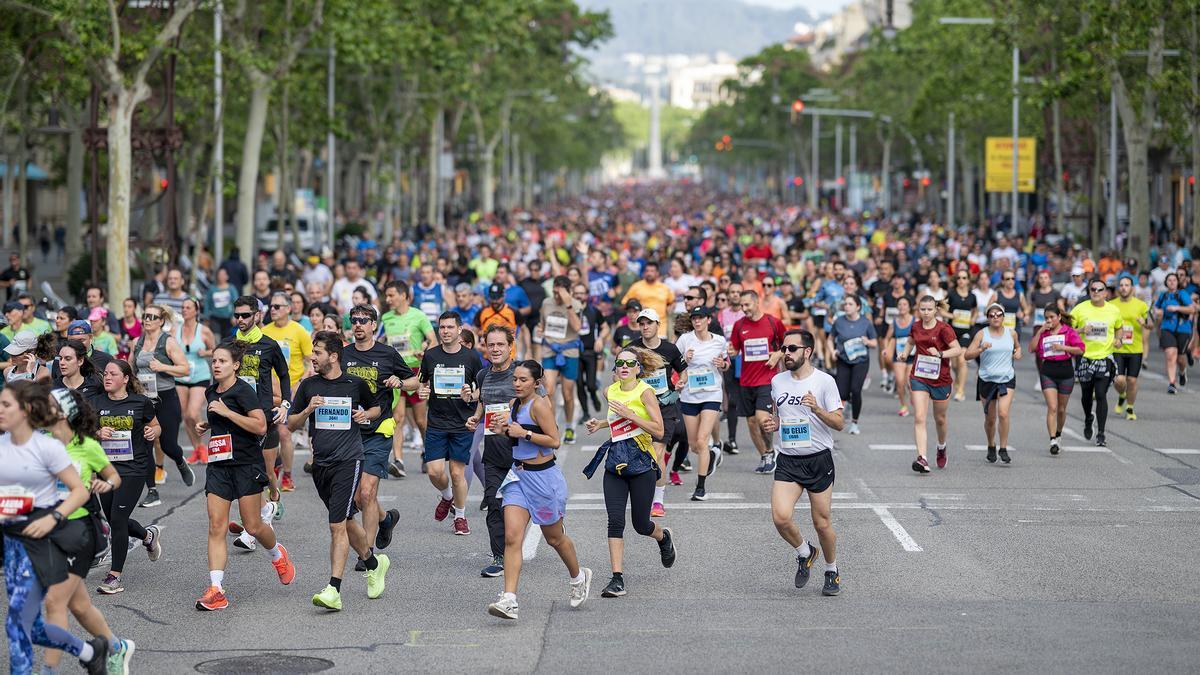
[257,211,325,253]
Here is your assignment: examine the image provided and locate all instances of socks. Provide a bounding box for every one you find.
[501,591,516,601]
[825,561,838,573]
[796,541,811,558]
[570,571,585,584]
[696,475,707,489]
[210,569,225,590]
[329,576,342,592]
[440,486,453,500]
[611,572,623,580]
[653,485,665,504]
[77,642,94,661]
[363,553,379,571]
[453,507,465,519]
[936,443,947,451]
[268,544,283,562]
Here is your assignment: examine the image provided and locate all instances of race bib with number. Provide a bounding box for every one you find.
[1034,307,1046,326]
[212,289,232,309]
[56,460,83,501]
[843,337,867,362]
[579,315,591,335]
[687,366,718,392]
[895,336,909,360]
[0,486,34,519]
[1041,333,1066,357]
[239,375,258,392]
[279,341,291,364]
[483,403,509,436]
[951,310,972,329]
[544,315,569,341]
[643,368,669,395]
[914,354,942,380]
[314,396,352,430]
[103,430,133,462]
[1003,312,1017,329]
[1117,325,1133,346]
[608,414,642,441]
[419,302,441,321]
[388,333,412,355]
[207,434,233,462]
[433,366,465,396]
[1084,321,1109,342]
[780,416,812,450]
[743,337,770,362]
[885,307,900,324]
[138,372,158,399]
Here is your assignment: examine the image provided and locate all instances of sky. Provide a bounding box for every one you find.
[743,0,856,16]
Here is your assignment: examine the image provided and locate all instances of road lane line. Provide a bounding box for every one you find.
[868,444,917,451]
[561,502,1200,512]
[1061,446,1111,453]
[569,492,746,500]
[1161,448,1200,454]
[871,506,922,552]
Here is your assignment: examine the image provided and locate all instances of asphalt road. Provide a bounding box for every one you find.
[66,353,1200,674]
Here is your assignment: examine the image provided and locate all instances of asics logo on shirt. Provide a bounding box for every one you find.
[776,394,806,406]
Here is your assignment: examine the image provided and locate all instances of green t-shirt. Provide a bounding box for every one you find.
[92,332,119,355]
[27,317,51,336]
[468,257,500,284]
[63,435,109,520]
[1071,301,1123,361]
[380,307,435,368]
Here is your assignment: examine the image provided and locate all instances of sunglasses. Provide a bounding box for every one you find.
[1003,276,1014,281]
[270,304,288,310]
[684,295,700,301]
[1090,287,1107,293]
[763,283,774,287]
[350,316,374,325]
[233,311,256,319]
[142,313,162,321]
[19,303,31,309]
[987,312,1004,318]
[614,359,639,368]
[781,344,807,353]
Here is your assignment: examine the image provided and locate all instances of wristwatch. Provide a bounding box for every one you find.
[51,511,64,524]
[524,432,533,442]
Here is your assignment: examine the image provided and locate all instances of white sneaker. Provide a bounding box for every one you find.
[569,567,592,608]
[233,530,258,551]
[487,593,519,620]
[847,422,861,435]
[260,501,277,526]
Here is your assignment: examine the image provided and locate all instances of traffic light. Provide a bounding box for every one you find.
[792,176,804,187]
[902,178,911,189]
[1190,175,1196,192]
[790,99,805,123]
[920,176,931,187]
[721,135,731,144]
[715,135,733,152]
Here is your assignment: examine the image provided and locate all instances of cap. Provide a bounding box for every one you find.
[4,330,37,355]
[985,302,1005,315]
[624,299,642,312]
[1070,265,1085,276]
[487,283,505,300]
[3,301,22,314]
[636,308,661,324]
[66,320,92,336]
[307,255,320,264]
[688,306,711,319]
[87,307,108,322]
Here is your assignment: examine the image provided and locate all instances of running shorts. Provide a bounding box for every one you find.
[1113,353,1143,378]
[680,400,722,416]
[1160,330,1192,352]
[737,384,774,417]
[312,458,362,524]
[773,450,835,493]
[205,461,270,502]
[499,459,568,526]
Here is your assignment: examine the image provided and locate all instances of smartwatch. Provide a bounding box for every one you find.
[524,432,533,442]
[51,511,65,524]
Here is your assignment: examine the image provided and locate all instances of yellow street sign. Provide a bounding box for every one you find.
[985,137,1036,193]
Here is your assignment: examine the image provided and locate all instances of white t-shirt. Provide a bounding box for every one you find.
[331,277,379,315]
[0,432,72,509]
[676,331,727,404]
[664,274,697,314]
[770,368,843,456]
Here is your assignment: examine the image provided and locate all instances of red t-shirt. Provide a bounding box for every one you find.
[744,244,773,261]
[907,319,958,388]
[730,314,785,387]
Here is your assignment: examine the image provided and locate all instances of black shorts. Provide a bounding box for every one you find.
[773,450,835,493]
[1113,353,1143,377]
[655,404,684,446]
[954,327,973,347]
[737,384,773,417]
[66,520,97,578]
[205,461,270,502]
[1160,330,1192,352]
[263,419,280,450]
[312,458,363,523]
[976,377,1016,402]
[182,379,211,389]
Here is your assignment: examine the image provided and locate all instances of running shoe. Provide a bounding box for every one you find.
[376,509,400,549]
[481,555,504,578]
[1168,383,1177,395]
[106,638,135,675]
[795,543,820,588]
[453,517,470,535]
[480,497,488,511]
[822,570,842,596]
[227,521,245,536]
[1115,398,1126,415]
[658,528,676,568]
[953,392,966,402]
[911,456,931,474]
[233,531,257,551]
[650,502,665,518]
[185,450,204,465]
[366,554,390,599]
[143,525,162,562]
[564,427,576,444]
[754,454,768,474]
[176,461,196,487]
[986,445,997,463]
[569,567,592,608]
[691,487,707,501]
[487,593,519,619]
[898,407,910,417]
[761,453,777,473]
[272,498,284,521]
[312,585,342,611]
[155,466,166,485]
[81,635,108,675]
[1050,437,1060,455]
[280,472,295,492]
[272,544,296,584]
[997,447,1011,464]
[1126,408,1137,421]
[434,497,453,521]
[847,422,860,435]
[669,471,682,486]
[724,440,740,455]
[708,446,722,476]
[195,586,229,611]
[388,459,407,478]
[1095,433,1106,447]
[1083,415,1094,440]
[139,488,161,508]
[421,460,428,474]
[680,458,693,472]
[600,575,626,597]
[303,460,314,473]
[935,445,947,469]
[96,573,124,595]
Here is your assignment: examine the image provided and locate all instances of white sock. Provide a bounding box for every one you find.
[453,506,465,519]
[825,561,838,573]
[570,571,585,584]
[440,486,453,500]
[79,643,94,662]
[502,591,516,602]
[653,485,665,504]
[268,544,283,562]
[936,443,946,450]
[796,541,811,558]
[210,569,224,590]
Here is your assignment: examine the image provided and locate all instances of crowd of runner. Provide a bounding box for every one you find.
[1,182,1198,672]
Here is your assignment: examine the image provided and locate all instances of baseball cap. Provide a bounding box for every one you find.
[4,330,37,355]
[984,302,1005,315]
[87,307,108,322]
[487,283,505,300]
[688,306,711,319]
[307,255,320,264]
[66,320,92,336]
[624,299,642,312]
[3,301,22,314]
[1070,265,1085,276]
[636,308,661,324]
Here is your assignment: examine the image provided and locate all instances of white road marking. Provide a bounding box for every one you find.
[1160,448,1200,454]
[522,522,542,561]
[1061,446,1111,453]
[1061,427,1085,441]
[564,502,1200,513]
[570,492,745,501]
[868,444,917,451]
[919,494,966,500]
[965,445,1017,451]
[871,506,923,552]
[854,478,879,500]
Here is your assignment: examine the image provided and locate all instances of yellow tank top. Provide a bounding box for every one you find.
[606,380,655,453]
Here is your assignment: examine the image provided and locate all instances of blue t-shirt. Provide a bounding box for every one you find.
[452,304,481,327]
[830,315,876,364]
[504,285,530,312]
[1155,290,1194,334]
[588,270,617,302]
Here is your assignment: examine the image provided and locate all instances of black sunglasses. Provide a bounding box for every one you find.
[1090,286,1107,293]
[233,311,256,319]
[142,313,162,322]
[350,316,374,325]
[684,295,700,301]
[269,304,287,310]
[781,344,807,353]
[614,359,639,368]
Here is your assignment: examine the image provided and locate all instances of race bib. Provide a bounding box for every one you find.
[483,403,509,437]
[56,460,83,501]
[687,366,718,392]
[643,368,669,395]
[212,289,232,309]
[1003,312,1017,329]
[895,336,909,359]
[207,433,233,463]
[388,333,412,355]
[1034,307,1046,326]
[103,430,133,462]
[608,414,641,441]
[780,416,812,450]
[1084,321,1108,342]
[743,337,770,362]
[314,396,352,430]
[952,310,971,329]
[279,341,291,364]
[843,337,867,362]
[0,486,34,519]
[419,302,440,321]
[914,354,942,380]
[1042,334,1066,357]
[885,306,900,324]
[138,372,158,399]
[239,375,258,392]
[579,315,591,335]
[433,366,465,396]
[1117,325,1133,346]
[544,314,569,340]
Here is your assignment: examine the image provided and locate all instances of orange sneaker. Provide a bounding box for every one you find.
[185,450,204,465]
[272,544,296,585]
[280,472,295,492]
[195,586,228,611]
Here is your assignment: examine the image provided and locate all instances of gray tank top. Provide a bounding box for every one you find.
[134,332,174,397]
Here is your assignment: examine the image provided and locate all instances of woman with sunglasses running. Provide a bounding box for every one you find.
[945,271,977,401]
[899,296,963,473]
[965,303,1022,464]
[883,295,915,417]
[129,304,194,504]
[176,298,216,465]
[1030,304,1084,454]
[582,347,676,599]
[1070,279,1123,447]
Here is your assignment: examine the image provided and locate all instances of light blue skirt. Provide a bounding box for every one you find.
[499,461,568,526]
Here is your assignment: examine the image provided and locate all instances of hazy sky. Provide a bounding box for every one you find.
[743,0,855,16]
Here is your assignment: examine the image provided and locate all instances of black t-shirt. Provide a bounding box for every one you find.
[293,373,373,466]
[419,345,483,432]
[613,324,640,350]
[53,373,104,401]
[204,379,265,467]
[90,392,156,475]
[220,334,291,412]
[519,278,547,328]
[0,266,30,300]
[341,340,415,434]
[50,349,114,385]
[631,337,687,407]
[476,362,516,466]
[579,305,603,352]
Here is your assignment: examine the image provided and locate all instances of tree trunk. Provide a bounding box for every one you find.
[960,145,976,225]
[511,134,522,209]
[1051,72,1066,237]
[880,138,891,215]
[65,111,85,266]
[523,151,534,207]
[1192,7,1200,245]
[1,135,12,249]
[1091,116,1103,249]
[235,75,272,267]
[426,108,440,227]
[1123,127,1150,256]
[106,88,138,305]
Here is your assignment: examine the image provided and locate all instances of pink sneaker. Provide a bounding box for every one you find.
[911,456,931,474]
[651,502,665,518]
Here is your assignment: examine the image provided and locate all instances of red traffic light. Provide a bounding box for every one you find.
[791,99,805,114]
[159,178,169,190]
[902,178,911,188]
[1190,175,1196,186]
[920,177,931,187]
[792,177,804,186]
[721,135,731,144]
[836,176,845,186]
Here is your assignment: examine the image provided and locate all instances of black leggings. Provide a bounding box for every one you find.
[603,470,656,539]
[835,359,870,421]
[148,387,186,486]
[100,469,149,573]
[725,372,740,439]
[577,352,599,418]
[1080,376,1111,434]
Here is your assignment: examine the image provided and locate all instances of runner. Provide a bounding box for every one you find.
[288,331,388,610]
[175,298,216,466]
[629,307,687,516]
[945,270,977,401]
[621,261,674,338]
[899,296,963,473]
[965,303,1022,464]
[582,347,676,598]
[1152,271,1195,394]
[52,340,104,400]
[729,290,787,474]
[1030,304,1084,454]
[4,330,51,383]
[717,284,745,456]
[484,360,591,620]
[826,294,876,435]
[91,360,164,594]
[990,269,1028,342]
[883,296,914,417]
[1111,276,1151,419]
[418,312,484,534]
[675,306,729,501]
[573,282,607,426]
[1071,279,1123,447]
[380,280,435,478]
[537,276,583,444]
[262,291,314,491]
[760,329,844,596]
[194,342,296,611]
